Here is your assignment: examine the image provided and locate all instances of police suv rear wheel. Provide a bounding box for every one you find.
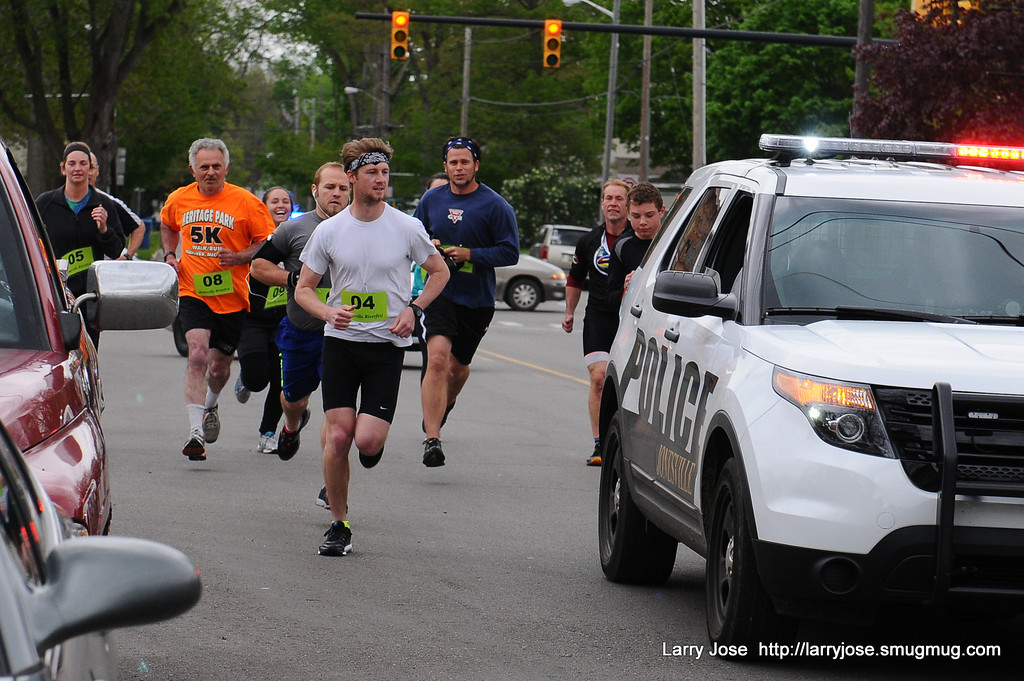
[706,458,796,651]
[598,413,677,584]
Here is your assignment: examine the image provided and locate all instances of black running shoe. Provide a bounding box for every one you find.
[422,438,445,467]
[318,521,352,556]
[277,408,311,461]
[586,444,602,467]
[316,486,330,510]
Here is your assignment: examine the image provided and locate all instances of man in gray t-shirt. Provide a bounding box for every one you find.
[249,162,349,463]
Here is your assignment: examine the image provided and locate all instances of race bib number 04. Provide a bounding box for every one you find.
[341,290,387,322]
[62,247,94,277]
[193,271,234,297]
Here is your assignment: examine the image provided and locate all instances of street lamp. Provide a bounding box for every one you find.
[563,0,620,182]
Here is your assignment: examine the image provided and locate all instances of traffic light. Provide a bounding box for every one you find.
[543,19,561,68]
[391,11,410,60]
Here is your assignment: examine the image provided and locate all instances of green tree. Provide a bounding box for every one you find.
[704,0,860,163]
[0,0,189,190]
[501,159,601,246]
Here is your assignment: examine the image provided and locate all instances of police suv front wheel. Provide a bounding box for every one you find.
[598,413,677,584]
[706,458,796,653]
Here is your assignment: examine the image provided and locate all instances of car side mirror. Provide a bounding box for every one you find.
[75,260,179,331]
[29,536,201,653]
[652,270,739,321]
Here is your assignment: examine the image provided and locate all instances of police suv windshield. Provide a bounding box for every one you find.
[764,197,1024,323]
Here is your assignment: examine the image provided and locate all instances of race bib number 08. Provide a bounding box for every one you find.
[193,271,234,296]
[341,290,387,322]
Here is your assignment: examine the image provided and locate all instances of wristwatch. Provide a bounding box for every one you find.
[408,302,424,319]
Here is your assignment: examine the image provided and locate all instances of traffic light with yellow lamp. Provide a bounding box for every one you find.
[391,11,410,60]
[543,19,562,68]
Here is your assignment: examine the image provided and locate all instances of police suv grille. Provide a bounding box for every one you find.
[874,388,1024,494]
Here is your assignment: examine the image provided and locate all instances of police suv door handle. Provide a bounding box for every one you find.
[630,304,642,318]
[664,328,680,342]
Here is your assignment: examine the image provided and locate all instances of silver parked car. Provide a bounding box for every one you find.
[528,224,590,272]
[496,254,567,311]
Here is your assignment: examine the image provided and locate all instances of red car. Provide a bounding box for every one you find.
[0,137,177,536]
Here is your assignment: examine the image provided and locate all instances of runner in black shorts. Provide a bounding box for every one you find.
[413,136,520,467]
[562,179,632,466]
[420,295,494,367]
[177,296,246,356]
[294,138,449,557]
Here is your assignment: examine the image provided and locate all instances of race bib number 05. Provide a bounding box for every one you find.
[341,290,387,322]
[193,271,234,297]
[62,247,94,277]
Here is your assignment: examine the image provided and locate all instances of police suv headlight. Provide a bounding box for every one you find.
[773,367,894,458]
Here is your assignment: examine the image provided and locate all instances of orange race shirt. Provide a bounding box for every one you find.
[161,182,274,313]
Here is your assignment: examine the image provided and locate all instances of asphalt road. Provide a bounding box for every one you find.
[97,299,1022,680]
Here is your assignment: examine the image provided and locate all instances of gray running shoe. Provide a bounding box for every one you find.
[202,405,220,443]
[318,521,352,556]
[256,431,276,454]
[234,375,251,404]
[182,428,206,461]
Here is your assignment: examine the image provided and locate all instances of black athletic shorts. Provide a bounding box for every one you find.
[422,295,494,366]
[177,295,246,356]
[236,315,279,359]
[582,308,619,359]
[320,337,404,424]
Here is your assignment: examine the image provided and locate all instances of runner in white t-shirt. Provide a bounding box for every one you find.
[295,138,449,557]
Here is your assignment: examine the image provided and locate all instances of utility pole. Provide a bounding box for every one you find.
[639,0,652,181]
[852,0,875,137]
[461,27,472,136]
[693,0,706,170]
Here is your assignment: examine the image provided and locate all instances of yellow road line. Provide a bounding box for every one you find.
[477,349,589,386]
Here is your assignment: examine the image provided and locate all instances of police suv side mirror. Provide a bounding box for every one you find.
[652,270,739,321]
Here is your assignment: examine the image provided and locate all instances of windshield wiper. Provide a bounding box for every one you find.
[962,315,1024,326]
[765,306,976,324]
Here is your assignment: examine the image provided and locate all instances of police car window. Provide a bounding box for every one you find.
[766,197,1024,318]
[702,192,753,295]
[664,187,725,272]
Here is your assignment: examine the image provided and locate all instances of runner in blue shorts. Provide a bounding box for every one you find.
[250,162,349,462]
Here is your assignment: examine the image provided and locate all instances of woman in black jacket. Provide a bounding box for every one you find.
[35,141,125,345]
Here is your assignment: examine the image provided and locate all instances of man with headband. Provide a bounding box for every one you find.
[413,136,519,468]
[294,137,449,556]
[161,138,276,461]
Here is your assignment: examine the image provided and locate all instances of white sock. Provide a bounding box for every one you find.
[187,404,205,431]
[204,388,219,410]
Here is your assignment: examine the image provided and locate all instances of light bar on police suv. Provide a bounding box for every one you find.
[759,134,952,160]
[760,134,1024,166]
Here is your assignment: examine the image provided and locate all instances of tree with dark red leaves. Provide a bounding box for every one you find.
[853,1,1024,150]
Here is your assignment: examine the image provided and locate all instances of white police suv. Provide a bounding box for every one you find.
[598,134,1024,650]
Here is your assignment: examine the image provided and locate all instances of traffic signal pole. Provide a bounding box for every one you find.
[356,12,895,48]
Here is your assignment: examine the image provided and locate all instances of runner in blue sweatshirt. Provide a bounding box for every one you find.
[413,136,520,467]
